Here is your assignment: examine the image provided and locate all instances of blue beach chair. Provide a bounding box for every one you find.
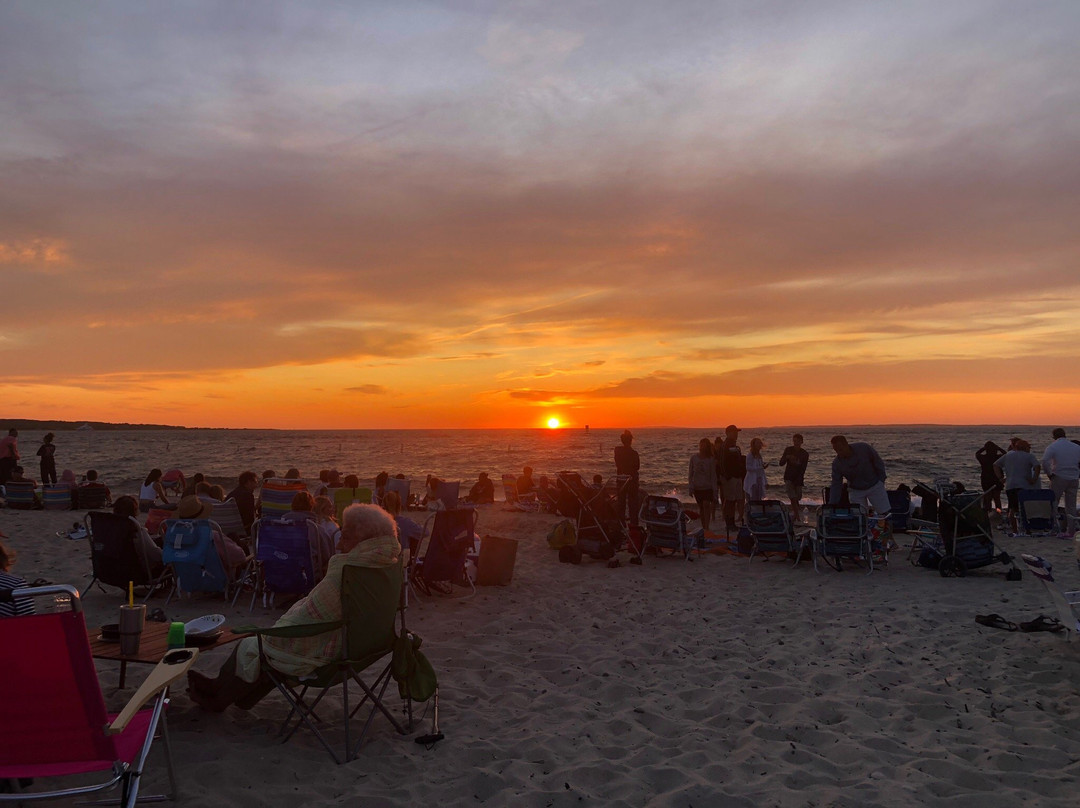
[160,518,235,605]
[746,500,798,564]
[412,508,478,597]
[637,495,699,561]
[1018,489,1056,536]
[250,517,318,610]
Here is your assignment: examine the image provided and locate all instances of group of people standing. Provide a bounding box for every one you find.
[0,429,59,487]
[689,427,812,532]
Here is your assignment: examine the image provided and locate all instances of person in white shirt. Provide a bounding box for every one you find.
[1041,428,1080,536]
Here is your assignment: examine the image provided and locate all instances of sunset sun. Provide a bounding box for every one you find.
[546,417,561,429]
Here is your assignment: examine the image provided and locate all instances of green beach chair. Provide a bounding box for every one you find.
[333,486,372,525]
[239,562,429,763]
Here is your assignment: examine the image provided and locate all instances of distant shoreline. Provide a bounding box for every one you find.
[0,418,191,431]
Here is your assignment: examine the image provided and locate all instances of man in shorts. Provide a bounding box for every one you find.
[1042,428,1080,536]
[779,434,809,522]
[718,425,746,530]
[829,435,890,516]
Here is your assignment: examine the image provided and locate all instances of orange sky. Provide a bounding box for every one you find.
[2,2,1079,429]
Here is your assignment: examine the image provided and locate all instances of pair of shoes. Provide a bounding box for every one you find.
[1019,615,1066,633]
[975,613,1018,631]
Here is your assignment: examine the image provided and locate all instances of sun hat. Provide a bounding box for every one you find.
[177,495,213,520]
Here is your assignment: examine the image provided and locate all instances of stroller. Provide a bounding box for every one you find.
[936,491,1018,578]
[555,472,626,565]
[813,504,873,573]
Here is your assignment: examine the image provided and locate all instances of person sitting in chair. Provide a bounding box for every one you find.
[112,495,164,579]
[187,504,401,711]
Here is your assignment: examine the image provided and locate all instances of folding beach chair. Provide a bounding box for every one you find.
[211,498,248,541]
[259,478,308,517]
[813,504,872,574]
[746,500,799,563]
[888,489,911,532]
[159,518,243,606]
[82,511,163,600]
[334,486,372,524]
[1018,489,1057,536]
[502,474,539,512]
[637,495,699,561]
[238,563,421,764]
[412,508,478,597]
[160,468,185,499]
[0,583,198,807]
[76,484,111,511]
[385,477,412,509]
[1020,555,1080,640]
[2,481,37,509]
[42,483,73,511]
[250,517,319,611]
[434,480,460,510]
[935,492,1016,578]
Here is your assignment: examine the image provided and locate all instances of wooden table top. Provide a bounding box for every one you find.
[87,620,247,664]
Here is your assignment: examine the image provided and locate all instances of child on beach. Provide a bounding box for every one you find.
[36,433,57,485]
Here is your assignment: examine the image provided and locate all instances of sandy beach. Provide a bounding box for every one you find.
[3,504,1080,807]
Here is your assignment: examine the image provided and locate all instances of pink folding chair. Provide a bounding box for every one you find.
[0,584,197,807]
[160,468,186,499]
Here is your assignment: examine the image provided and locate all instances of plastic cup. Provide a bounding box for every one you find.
[118,604,146,656]
[167,621,187,649]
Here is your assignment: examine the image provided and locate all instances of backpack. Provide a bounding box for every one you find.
[547,519,577,549]
[736,525,754,555]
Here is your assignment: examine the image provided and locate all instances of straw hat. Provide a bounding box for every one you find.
[177,495,213,520]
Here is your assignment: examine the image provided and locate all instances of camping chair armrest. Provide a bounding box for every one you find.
[107,648,200,736]
[233,620,343,639]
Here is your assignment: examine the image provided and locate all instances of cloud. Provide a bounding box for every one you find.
[343,384,388,395]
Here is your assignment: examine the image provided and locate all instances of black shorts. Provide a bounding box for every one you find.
[693,489,714,510]
[1006,488,1020,511]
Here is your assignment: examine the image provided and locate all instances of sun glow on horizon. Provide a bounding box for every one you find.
[547,417,561,429]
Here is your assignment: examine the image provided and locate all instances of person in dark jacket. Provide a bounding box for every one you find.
[613,430,640,527]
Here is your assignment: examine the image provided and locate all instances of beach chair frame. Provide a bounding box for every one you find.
[637,495,697,561]
[82,511,167,601]
[0,584,197,807]
[814,504,873,574]
[746,499,798,564]
[249,517,319,612]
[412,507,479,598]
[237,563,414,763]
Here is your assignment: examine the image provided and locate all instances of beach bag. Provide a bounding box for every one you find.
[736,525,754,555]
[392,632,437,702]
[547,519,577,549]
[917,546,941,569]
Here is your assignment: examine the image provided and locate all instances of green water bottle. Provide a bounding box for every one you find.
[167,622,186,649]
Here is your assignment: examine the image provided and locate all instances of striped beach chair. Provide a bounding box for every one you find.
[3,482,38,510]
[259,478,308,518]
[211,498,248,540]
[43,483,73,511]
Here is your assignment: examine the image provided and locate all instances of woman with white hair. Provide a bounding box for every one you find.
[188,503,401,711]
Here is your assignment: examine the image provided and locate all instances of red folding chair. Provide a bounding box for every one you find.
[0,584,197,807]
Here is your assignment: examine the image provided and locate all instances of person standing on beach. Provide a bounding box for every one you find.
[1041,428,1080,536]
[36,433,57,485]
[829,435,890,516]
[779,434,809,522]
[993,440,1040,535]
[718,425,746,530]
[0,429,20,485]
[614,430,640,527]
[743,438,768,502]
[688,438,717,531]
[975,440,1006,514]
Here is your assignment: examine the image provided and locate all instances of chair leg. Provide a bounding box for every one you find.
[160,708,179,801]
[80,577,97,598]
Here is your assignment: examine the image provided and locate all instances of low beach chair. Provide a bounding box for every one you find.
[412,508,478,597]
[434,480,460,510]
[936,492,1016,578]
[250,517,319,611]
[1018,489,1057,536]
[385,477,412,508]
[42,483,73,510]
[746,499,797,564]
[1020,555,1080,639]
[82,511,161,600]
[211,498,248,541]
[260,478,308,517]
[637,495,699,561]
[2,481,37,509]
[76,484,110,511]
[814,504,872,574]
[0,583,198,807]
[160,468,186,499]
[238,563,418,763]
[334,486,373,524]
[159,518,242,606]
[502,474,539,512]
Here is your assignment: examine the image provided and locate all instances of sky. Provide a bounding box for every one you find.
[1,0,1078,429]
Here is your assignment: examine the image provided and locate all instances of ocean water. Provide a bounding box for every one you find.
[8,425,1072,503]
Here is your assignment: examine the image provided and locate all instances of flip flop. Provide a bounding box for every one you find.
[975,613,1018,631]
[1019,615,1066,633]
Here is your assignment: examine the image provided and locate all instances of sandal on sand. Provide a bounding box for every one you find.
[976,613,1018,631]
[1019,615,1066,633]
